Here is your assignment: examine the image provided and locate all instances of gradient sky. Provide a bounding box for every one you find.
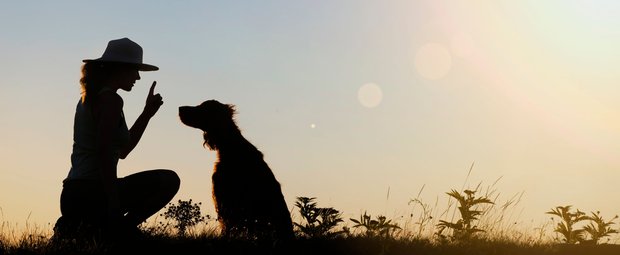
[2,1,620,232]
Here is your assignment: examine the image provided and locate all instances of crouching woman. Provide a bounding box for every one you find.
[55,38,180,243]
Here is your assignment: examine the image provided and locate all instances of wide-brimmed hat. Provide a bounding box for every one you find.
[82,38,159,71]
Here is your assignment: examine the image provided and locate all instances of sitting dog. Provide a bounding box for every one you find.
[179,100,294,239]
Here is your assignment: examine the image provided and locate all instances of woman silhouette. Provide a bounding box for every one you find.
[55,38,180,241]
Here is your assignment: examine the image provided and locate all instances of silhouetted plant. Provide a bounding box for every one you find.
[350,212,401,238]
[294,197,346,238]
[161,199,206,236]
[409,198,433,238]
[141,218,173,236]
[546,205,588,244]
[582,211,618,244]
[436,189,494,241]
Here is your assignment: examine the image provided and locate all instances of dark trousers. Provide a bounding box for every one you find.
[60,169,180,229]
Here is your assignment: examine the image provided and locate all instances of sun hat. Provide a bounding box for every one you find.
[82,38,159,71]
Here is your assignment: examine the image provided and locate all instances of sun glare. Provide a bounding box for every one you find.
[358,83,383,108]
[451,32,474,58]
[415,43,452,80]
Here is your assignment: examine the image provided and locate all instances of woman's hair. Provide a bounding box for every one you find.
[79,62,134,105]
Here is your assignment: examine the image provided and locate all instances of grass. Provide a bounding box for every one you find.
[2,173,619,255]
[3,212,619,255]
[2,229,619,255]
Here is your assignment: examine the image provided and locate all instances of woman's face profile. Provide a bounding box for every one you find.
[115,67,140,92]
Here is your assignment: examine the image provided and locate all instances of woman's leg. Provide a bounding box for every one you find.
[60,180,107,220]
[118,169,180,226]
[57,180,107,238]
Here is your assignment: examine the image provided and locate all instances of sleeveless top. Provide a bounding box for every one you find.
[65,90,130,182]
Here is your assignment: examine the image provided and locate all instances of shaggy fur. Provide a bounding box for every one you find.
[179,100,294,239]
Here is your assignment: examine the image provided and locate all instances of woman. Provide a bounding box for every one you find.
[56,38,180,241]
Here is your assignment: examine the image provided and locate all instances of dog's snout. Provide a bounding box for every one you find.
[179,106,189,114]
[178,106,190,123]
[179,106,195,118]
[178,105,203,130]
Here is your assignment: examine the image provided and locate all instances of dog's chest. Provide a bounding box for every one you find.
[213,156,270,180]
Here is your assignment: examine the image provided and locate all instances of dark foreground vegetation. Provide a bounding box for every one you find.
[2,234,620,255]
[3,179,619,255]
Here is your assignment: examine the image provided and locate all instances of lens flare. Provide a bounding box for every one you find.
[358,83,383,108]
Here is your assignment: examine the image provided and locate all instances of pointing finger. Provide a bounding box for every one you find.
[149,81,157,96]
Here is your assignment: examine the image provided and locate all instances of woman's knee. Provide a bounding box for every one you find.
[120,169,180,196]
[157,169,180,193]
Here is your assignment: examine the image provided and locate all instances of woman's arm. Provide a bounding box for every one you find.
[120,81,163,159]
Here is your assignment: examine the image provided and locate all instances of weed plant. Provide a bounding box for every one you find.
[546,206,588,244]
[583,211,618,244]
[350,212,401,238]
[160,199,207,236]
[436,189,494,241]
[294,197,347,238]
[547,206,619,245]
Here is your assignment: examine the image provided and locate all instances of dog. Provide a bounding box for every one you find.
[179,100,294,239]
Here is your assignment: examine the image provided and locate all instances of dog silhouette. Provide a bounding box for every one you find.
[179,100,294,239]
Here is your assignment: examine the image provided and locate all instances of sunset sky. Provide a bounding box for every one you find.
[2,1,620,232]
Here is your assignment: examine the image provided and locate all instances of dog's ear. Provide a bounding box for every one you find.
[225,104,236,119]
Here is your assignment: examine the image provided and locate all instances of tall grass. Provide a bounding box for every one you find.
[2,171,619,254]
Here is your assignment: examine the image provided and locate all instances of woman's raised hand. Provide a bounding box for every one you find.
[144,81,164,118]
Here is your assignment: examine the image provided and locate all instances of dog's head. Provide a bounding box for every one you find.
[179,100,237,150]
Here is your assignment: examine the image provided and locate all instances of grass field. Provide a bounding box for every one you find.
[2,179,619,255]
[2,229,620,255]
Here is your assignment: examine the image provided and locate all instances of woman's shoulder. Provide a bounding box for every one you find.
[92,90,124,118]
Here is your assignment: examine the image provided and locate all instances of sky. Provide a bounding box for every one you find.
[2,1,620,233]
